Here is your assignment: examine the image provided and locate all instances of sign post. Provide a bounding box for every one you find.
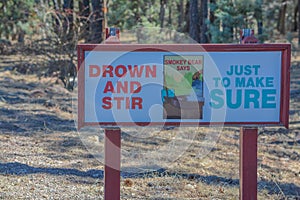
[104,28,121,200]
[104,128,121,200]
[238,29,259,200]
[240,127,258,200]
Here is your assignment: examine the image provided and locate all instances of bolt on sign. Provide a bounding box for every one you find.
[77,44,291,129]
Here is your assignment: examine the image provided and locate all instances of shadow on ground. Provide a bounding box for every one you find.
[0,162,299,196]
[0,107,76,135]
[0,74,76,135]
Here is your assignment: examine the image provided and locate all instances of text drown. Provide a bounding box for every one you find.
[89,64,157,110]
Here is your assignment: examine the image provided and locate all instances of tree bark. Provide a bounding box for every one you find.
[298,0,300,44]
[52,0,62,35]
[159,0,166,28]
[79,0,90,42]
[183,0,190,33]
[63,0,73,10]
[208,0,216,42]
[278,0,287,34]
[63,0,74,39]
[254,0,263,40]
[168,2,172,27]
[200,0,208,43]
[80,0,90,17]
[52,0,61,10]
[294,0,298,32]
[209,0,215,23]
[90,0,103,43]
[177,0,184,32]
[189,0,200,42]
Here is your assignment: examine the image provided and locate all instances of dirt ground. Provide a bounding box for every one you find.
[0,50,299,199]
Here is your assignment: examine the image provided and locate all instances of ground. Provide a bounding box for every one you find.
[0,47,299,199]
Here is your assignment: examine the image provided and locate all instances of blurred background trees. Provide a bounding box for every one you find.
[1,0,298,44]
[0,0,299,90]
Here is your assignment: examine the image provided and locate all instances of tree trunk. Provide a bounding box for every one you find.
[189,0,200,42]
[177,0,184,32]
[52,0,61,10]
[298,0,300,44]
[79,0,90,42]
[90,0,103,43]
[209,0,216,23]
[200,0,208,43]
[254,0,263,40]
[132,0,140,24]
[167,2,173,38]
[294,1,298,32]
[168,2,172,27]
[183,0,190,33]
[80,0,90,17]
[63,0,73,10]
[278,0,287,34]
[159,0,166,28]
[17,29,25,43]
[63,0,74,40]
[208,0,216,42]
[52,0,62,35]
[199,0,203,34]
[103,0,107,29]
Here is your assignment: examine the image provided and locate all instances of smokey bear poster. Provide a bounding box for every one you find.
[162,55,204,119]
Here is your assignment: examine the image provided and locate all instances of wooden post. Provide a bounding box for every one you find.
[103,27,121,200]
[104,128,121,200]
[239,127,258,200]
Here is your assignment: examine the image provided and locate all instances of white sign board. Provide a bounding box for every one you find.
[77,44,291,128]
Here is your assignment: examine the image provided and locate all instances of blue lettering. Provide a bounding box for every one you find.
[245,89,260,108]
[226,89,242,109]
[210,89,224,109]
[262,89,276,108]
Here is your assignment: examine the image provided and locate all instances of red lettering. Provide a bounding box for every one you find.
[188,59,202,65]
[164,60,184,65]
[103,81,115,93]
[88,64,157,78]
[116,81,128,93]
[114,97,124,109]
[102,97,112,109]
[145,65,156,78]
[132,97,143,109]
[102,96,143,109]
[104,81,142,94]
[128,65,143,77]
[130,81,141,93]
[125,97,130,109]
[102,65,113,77]
[89,65,100,77]
[177,66,190,71]
[115,65,127,77]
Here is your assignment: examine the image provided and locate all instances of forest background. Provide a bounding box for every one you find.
[0,0,299,90]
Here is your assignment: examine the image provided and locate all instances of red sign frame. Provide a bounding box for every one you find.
[77,43,291,129]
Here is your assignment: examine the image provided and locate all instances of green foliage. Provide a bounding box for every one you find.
[107,0,189,44]
[0,0,38,40]
[208,0,270,43]
[207,0,256,43]
[107,0,160,30]
[107,0,182,30]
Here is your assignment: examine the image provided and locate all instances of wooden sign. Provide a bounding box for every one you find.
[77,44,291,128]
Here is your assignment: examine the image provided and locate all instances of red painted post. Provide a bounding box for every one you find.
[104,128,121,200]
[103,27,121,200]
[239,127,258,200]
